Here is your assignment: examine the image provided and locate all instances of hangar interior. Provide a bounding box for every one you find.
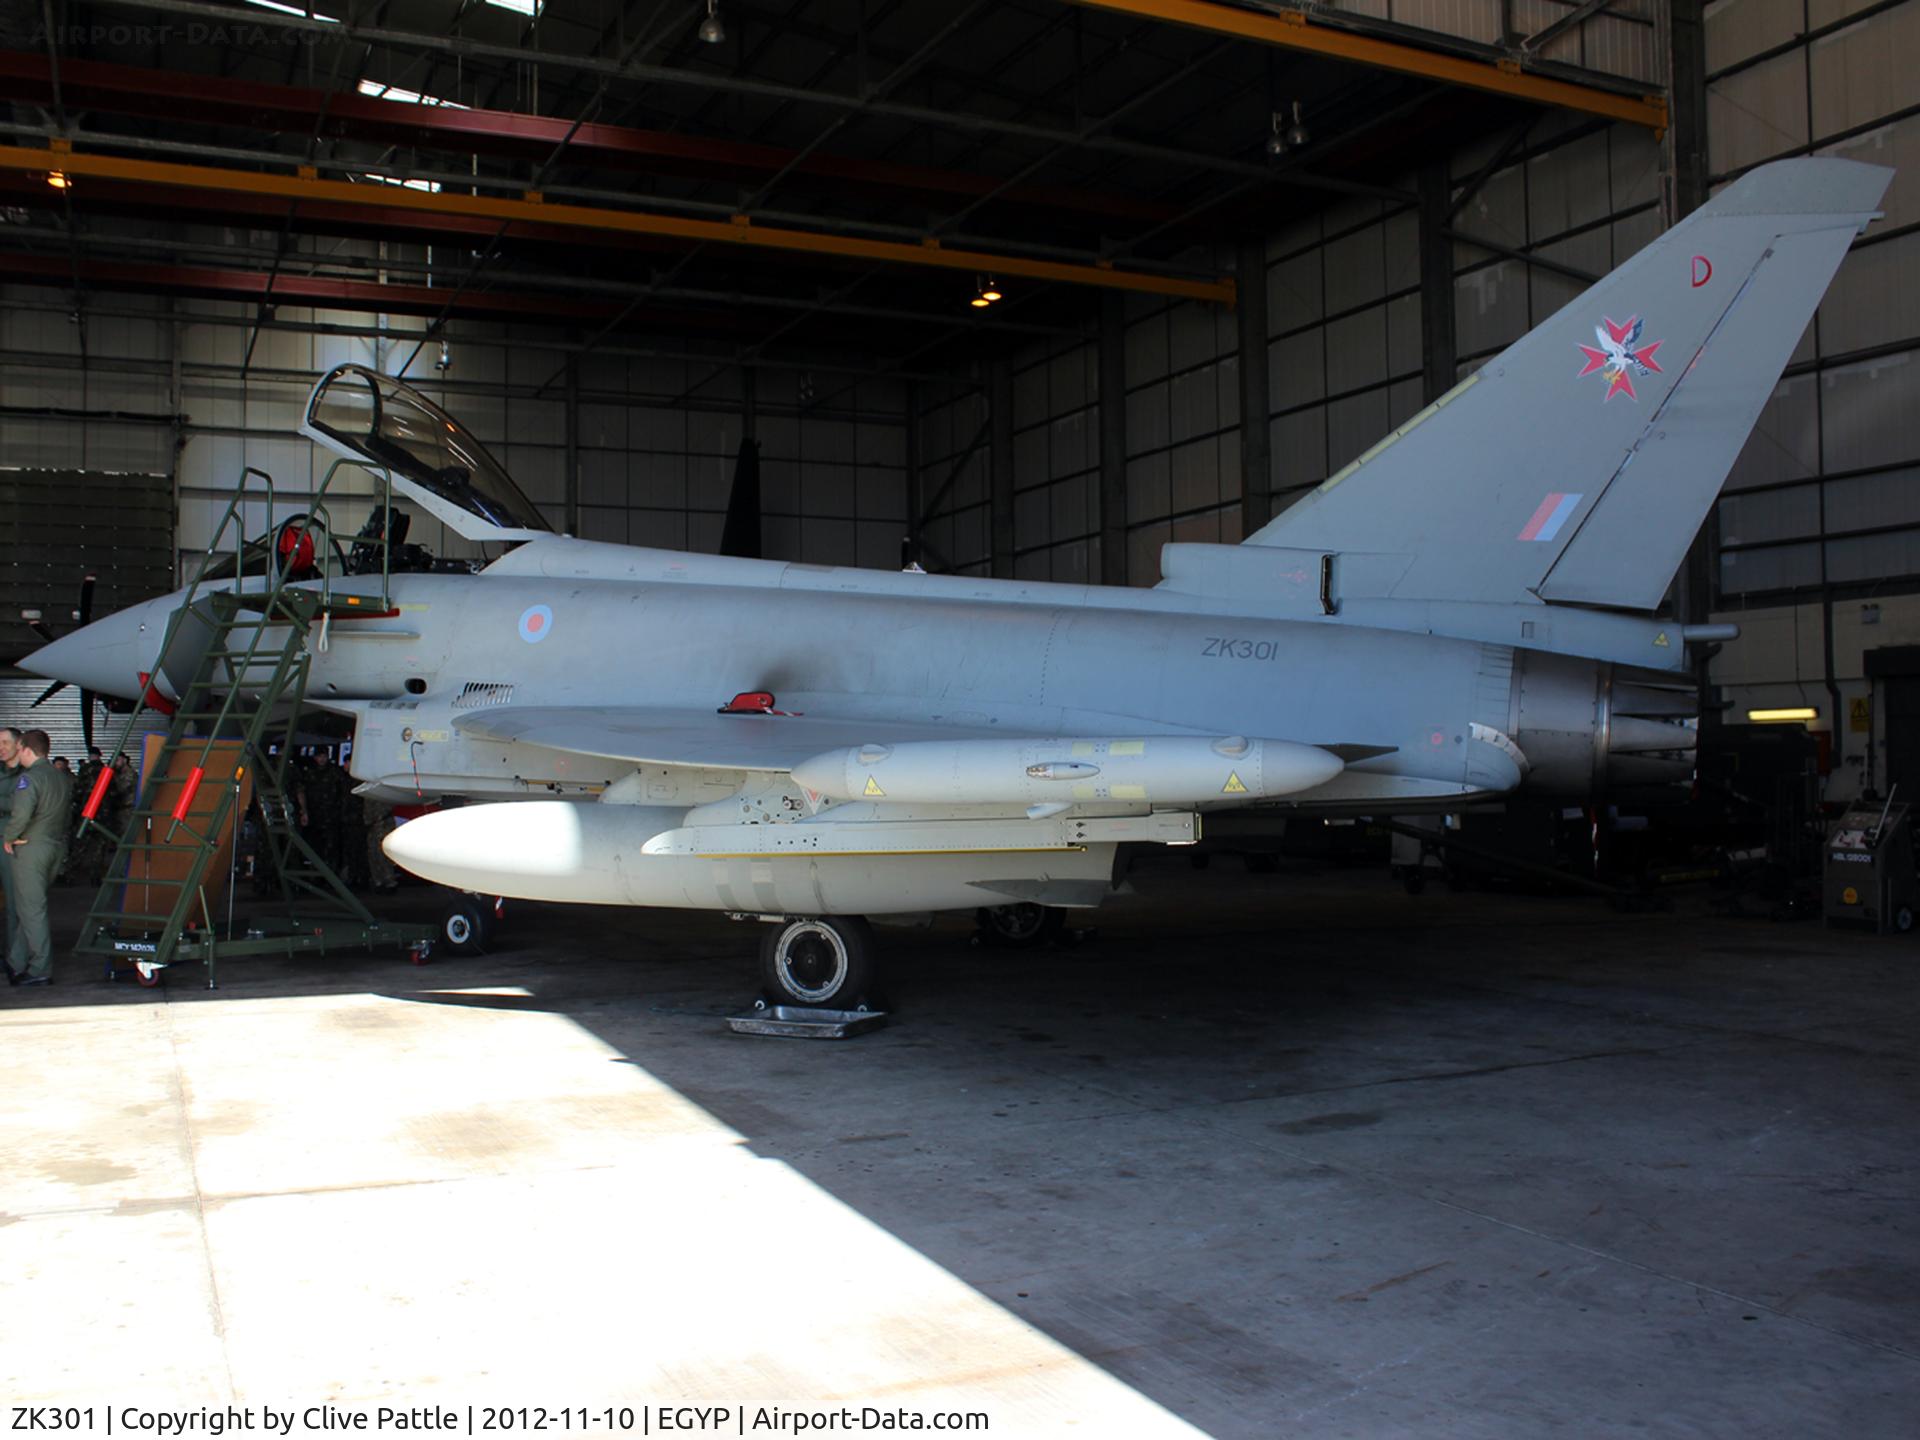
[0,0,1911,792]
[2,1,1919,1435]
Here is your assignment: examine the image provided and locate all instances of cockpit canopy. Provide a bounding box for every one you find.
[301,364,552,543]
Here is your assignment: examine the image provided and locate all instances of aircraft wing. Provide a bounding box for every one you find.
[452,705,1026,771]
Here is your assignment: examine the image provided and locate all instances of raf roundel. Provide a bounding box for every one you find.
[518,604,555,644]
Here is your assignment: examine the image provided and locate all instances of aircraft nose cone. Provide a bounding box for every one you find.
[19,596,172,702]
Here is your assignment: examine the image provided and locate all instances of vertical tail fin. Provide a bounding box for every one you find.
[1244,158,1891,610]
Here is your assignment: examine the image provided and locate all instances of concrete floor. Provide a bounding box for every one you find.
[2,856,1916,1437]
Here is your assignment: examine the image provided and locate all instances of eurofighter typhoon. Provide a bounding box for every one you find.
[24,158,1890,1006]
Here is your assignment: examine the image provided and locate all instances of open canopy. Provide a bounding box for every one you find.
[302,364,553,543]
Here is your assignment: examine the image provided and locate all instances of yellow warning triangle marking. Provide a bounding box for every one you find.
[1222,772,1248,795]
[1653,631,1670,647]
[864,775,886,797]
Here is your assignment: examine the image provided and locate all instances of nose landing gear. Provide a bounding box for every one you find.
[439,892,505,955]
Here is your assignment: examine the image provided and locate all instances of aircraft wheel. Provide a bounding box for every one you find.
[975,903,1065,950]
[759,916,873,1009]
[440,895,489,955]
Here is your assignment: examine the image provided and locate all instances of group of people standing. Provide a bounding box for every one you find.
[2,733,404,989]
[243,749,400,895]
[67,748,136,887]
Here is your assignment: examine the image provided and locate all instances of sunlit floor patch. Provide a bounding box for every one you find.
[0,988,1205,1432]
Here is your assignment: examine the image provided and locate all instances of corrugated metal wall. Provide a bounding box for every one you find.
[1708,0,1920,600]
[938,115,1665,591]
[0,282,912,580]
[1010,341,1101,583]
[1700,0,1920,795]
[1119,272,1244,576]
[1318,0,1667,86]
[916,382,994,576]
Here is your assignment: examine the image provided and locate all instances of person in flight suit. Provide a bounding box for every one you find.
[4,729,75,986]
[0,727,21,982]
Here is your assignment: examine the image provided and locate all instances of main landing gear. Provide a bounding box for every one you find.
[752,904,1077,1011]
[758,915,875,1010]
[973,902,1066,949]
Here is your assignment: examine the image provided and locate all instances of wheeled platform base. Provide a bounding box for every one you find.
[726,1002,889,1040]
[99,915,436,989]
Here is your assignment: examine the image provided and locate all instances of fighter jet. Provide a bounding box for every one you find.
[23,158,1890,1007]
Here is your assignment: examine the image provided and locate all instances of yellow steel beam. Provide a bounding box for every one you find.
[0,143,1238,306]
[1064,0,1669,132]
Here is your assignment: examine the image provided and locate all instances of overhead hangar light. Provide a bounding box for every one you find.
[698,0,725,43]
[981,279,1003,302]
[45,170,69,190]
[1748,707,1819,723]
[1285,100,1310,149]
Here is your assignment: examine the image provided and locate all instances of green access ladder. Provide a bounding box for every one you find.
[72,463,434,987]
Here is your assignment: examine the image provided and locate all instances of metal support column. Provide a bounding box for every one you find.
[1418,162,1459,403]
[1235,238,1272,536]
[563,354,581,536]
[1098,291,1129,586]
[989,358,1015,578]
[1668,0,1726,740]
[1668,0,1710,222]
[904,380,923,567]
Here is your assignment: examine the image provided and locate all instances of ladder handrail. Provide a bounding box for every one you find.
[90,459,398,780]
[74,453,405,971]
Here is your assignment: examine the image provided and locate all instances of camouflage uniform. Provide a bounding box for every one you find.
[363,795,398,892]
[303,755,350,873]
[340,781,370,889]
[68,757,109,886]
[105,759,135,835]
[5,759,75,981]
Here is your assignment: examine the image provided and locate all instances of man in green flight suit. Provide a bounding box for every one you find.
[0,726,22,982]
[4,729,75,986]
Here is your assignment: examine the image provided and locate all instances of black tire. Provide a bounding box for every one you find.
[440,895,489,955]
[1896,905,1915,934]
[975,903,1066,950]
[759,916,874,1008]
